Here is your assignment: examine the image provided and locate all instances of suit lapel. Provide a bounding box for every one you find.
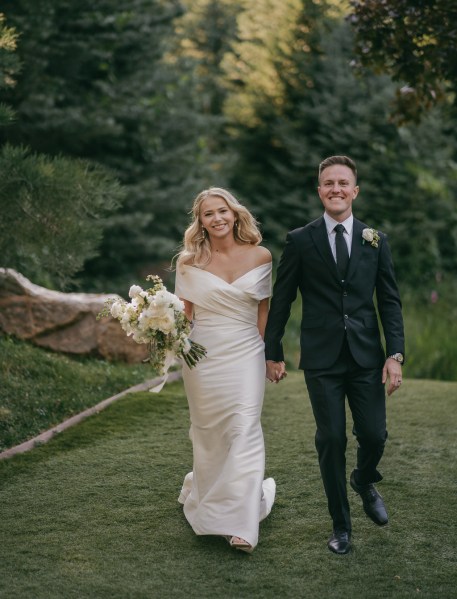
[309,217,341,282]
[345,218,364,282]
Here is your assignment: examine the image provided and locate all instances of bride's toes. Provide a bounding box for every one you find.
[229,536,254,554]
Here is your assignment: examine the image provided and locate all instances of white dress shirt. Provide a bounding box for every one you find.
[323,212,353,261]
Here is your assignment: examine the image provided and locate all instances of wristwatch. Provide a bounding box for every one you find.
[388,353,404,364]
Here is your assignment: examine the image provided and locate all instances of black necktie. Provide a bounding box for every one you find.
[334,224,349,280]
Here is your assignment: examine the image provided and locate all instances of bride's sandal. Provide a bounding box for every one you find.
[228,536,254,554]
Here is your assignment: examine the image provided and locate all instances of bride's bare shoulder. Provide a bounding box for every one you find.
[249,245,272,266]
[180,258,196,267]
[175,259,195,275]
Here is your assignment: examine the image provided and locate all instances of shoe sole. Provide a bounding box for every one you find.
[328,545,351,555]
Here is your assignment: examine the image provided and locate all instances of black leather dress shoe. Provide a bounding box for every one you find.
[350,470,388,526]
[327,531,351,555]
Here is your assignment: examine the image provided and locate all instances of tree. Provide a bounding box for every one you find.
[114,0,244,287]
[1,0,217,291]
[226,0,350,243]
[0,145,124,288]
[0,13,18,127]
[226,1,457,285]
[348,0,457,123]
[0,13,124,288]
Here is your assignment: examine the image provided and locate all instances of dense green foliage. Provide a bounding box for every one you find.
[227,4,457,287]
[349,0,457,122]
[400,282,457,382]
[0,12,125,288]
[1,1,456,300]
[2,0,456,293]
[1,0,223,291]
[1,375,456,597]
[0,14,18,127]
[0,144,124,287]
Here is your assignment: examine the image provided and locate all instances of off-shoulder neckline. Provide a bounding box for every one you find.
[182,262,271,285]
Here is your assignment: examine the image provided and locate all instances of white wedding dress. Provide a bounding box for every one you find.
[175,263,276,548]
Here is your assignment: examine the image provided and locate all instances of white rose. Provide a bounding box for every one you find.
[362,228,374,242]
[132,296,145,309]
[141,304,159,321]
[154,290,175,308]
[120,305,137,327]
[121,322,134,335]
[157,309,175,333]
[138,312,160,332]
[171,296,185,311]
[110,301,124,319]
[128,284,143,298]
[137,312,150,331]
[149,302,170,319]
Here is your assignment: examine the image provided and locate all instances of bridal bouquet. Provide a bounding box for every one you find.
[99,275,206,381]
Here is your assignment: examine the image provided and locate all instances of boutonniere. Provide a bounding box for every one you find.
[362,228,380,248]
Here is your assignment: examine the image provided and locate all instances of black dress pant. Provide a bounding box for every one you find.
[304,339,387,533]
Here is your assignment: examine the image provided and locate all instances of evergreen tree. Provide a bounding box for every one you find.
[227,1,457,285]
[1,0,218,291]
[0,14,17,128]
[0,13,124,288]
[0,145,124,288]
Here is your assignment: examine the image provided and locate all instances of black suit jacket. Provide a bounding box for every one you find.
[265,216,405,370]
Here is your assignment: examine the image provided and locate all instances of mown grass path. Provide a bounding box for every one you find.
[1,374,455,598]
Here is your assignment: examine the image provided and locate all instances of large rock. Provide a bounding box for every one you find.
[0,268,148,363]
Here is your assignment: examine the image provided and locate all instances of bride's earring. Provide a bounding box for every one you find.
[201,227,207,240]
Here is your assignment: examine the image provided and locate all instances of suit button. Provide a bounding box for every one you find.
[344,314,349,319]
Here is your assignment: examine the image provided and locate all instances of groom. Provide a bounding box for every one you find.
[265,156,405,554]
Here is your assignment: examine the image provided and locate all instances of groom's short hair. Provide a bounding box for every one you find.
[318,156,357,182]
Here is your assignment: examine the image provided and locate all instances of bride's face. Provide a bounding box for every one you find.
[200,195,236,240]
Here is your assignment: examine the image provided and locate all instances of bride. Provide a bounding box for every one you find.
[174,187,276,553]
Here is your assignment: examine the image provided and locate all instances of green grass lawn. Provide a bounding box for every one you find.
[0,373,455,598]
[0,335,153,451]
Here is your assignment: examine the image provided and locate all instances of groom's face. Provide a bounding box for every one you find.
[318,164,359,222]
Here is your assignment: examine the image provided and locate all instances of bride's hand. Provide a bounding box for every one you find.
[266,360,286,383]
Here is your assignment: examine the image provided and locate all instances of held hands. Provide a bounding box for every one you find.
[266,360,287,384]
[383,358,403,396]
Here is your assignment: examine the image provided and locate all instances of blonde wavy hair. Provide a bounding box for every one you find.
[176,187,262,268]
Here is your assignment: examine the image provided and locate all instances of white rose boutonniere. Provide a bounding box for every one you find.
[362,228,380,248]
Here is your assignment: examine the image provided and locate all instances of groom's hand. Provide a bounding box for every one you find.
[266,360,287,383]
[383,358,403,396]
